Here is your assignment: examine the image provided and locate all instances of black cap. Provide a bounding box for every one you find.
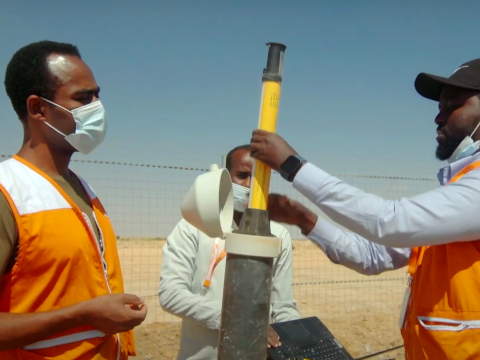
[415,58,480,101]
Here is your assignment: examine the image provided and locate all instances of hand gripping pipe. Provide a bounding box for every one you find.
[217,42,287,360]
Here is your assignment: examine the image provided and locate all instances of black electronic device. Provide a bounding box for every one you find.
[267,317,354,360]
[279,155,307,182]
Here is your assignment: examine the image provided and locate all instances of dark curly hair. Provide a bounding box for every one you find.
[4,40,81,121]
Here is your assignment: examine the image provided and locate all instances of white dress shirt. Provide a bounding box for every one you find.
[292,152,480,275]
[159,219,300,360]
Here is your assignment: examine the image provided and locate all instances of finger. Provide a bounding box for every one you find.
[269,327,280,339]
[268,193,280,202]
[139,306,148,320]
[267,194,280,208]
[129,303,145,310]
[121,293,144,305]
[252,129,264,137]
[249,149,261,159]
[127,304,148,319]
[249,141,261,151]
[251,129,272,141]
[253,129,273,136]
[267,194,273,203]
[267,338,281,348]
[269,334,280,342]
[250,134,263,144]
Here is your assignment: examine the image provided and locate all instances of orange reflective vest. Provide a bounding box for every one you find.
[401,159,480,360]
[0,156,135,360]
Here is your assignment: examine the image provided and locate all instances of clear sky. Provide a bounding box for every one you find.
[0,1,476,237]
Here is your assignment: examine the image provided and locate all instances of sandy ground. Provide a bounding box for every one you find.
[119,239,406,360]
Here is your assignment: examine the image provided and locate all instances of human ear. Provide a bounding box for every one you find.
[26,95,47,122]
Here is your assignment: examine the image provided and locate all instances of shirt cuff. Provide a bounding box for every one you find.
[292,162,331,201]
[306,216,338,250]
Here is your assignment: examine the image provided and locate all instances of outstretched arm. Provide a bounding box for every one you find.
[249,130,480,248]
[267,194,410,275]
[307,216,410,275]
[293,162,480,247]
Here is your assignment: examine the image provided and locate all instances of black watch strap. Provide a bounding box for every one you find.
[280,155,307,182]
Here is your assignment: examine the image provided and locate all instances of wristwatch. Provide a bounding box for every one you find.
[280,155,307,182]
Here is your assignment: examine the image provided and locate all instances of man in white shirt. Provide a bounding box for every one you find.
[249,59,480,360]
[159,144,300,360]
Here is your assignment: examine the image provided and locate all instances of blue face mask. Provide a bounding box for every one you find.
[448,121,480,163]
[41,98,108,155]
[232,183,250,212]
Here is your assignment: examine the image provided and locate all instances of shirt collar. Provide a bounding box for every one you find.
[437,151,480,185]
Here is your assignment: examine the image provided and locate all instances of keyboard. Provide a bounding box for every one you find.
[272,339,349,360]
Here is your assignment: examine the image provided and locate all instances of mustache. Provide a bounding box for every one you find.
[437,126,447,136]
[437,126,456,139]
[437,126,468,144]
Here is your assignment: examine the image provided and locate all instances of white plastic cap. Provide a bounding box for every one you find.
[181,164,234,238]
[225,232,281,258]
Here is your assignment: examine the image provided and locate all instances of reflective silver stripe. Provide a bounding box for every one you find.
[418,316,480,331]
[24,330,106,350]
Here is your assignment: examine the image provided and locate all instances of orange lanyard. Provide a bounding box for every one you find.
[212,250,227,272]
[449,160,480,183]
[204,241,227,288]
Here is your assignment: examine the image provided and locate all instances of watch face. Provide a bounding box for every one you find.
[282,156,300,172]
[281,155,302,181]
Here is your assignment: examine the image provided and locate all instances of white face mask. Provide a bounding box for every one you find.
[448,120,480,163]
[232,183,250,213]
[41,98,107,155]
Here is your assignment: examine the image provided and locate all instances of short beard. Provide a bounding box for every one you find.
[436,119,480,161]
[435,135,465,161]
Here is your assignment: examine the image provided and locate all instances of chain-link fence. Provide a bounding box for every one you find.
[0,147,439,359]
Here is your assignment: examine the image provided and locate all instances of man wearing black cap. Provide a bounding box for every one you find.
[249,60,480,360]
